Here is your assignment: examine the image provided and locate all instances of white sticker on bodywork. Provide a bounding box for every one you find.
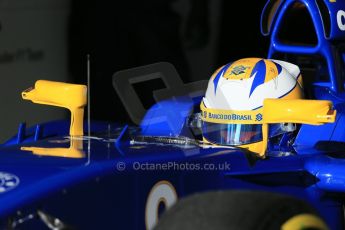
[337,10,345,31]
[0,172,20,193]
[145,180,177,230]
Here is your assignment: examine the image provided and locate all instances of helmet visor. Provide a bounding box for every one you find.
[202,122,262,146]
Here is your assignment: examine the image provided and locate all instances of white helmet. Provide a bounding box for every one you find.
[200,58,304,154]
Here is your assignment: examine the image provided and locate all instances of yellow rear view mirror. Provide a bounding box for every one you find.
[259,99,336,157]
[22,80,87,136]
[263,99,336,125]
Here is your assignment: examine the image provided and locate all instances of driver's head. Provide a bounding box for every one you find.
[200,58,304,154]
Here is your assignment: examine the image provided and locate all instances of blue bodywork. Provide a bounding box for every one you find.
[2,119,345,229]
[1,0,345,229]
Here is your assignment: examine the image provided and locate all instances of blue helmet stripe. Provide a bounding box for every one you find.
[249,60,266,97]
[213,63,231,94]
[274,62,282,74]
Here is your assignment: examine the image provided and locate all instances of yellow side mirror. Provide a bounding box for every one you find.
[22,80,87,136]
[259,99,336,157]
[263,99,336,125]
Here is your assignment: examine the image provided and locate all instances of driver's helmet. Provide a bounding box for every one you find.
[200,58,304,154]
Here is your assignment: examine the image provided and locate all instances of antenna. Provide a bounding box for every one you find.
[87,54,91,158]
[87,54,91,138]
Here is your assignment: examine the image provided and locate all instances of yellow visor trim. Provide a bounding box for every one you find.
[200,102,263,124]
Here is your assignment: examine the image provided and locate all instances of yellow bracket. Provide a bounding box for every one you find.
[22,80,87,136]
[21,138,84,158]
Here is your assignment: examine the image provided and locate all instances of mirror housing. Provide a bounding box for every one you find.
[259,99,336,157]
[263,99,336,125]
[22,80,87,136]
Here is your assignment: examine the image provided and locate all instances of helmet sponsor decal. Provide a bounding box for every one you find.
[200,103,263,124]
[230,65,249,75]
[208,112,253,121]
[255,113,263,122]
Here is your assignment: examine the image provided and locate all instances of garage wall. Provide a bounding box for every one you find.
[0,0,70,142]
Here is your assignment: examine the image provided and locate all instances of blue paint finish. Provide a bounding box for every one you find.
[294,99,345,154]
[34,124,42,141]
[16,122,26,144]
[140,96,195,136]
[264,0,345,93]
[305,155,345,192]
[260,0,284,36]
[293,123,336,154]
[0,120,344,229]
[261,1,345,227]
[213,63,231,94]
[115,125,130,155]
[249,59,266,97]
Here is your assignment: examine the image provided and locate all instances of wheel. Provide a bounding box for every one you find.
[155,190,328,230]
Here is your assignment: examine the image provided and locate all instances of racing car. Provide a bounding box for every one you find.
[1,0,345,229]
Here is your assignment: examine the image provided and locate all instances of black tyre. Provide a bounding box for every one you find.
[155,190,328,230]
